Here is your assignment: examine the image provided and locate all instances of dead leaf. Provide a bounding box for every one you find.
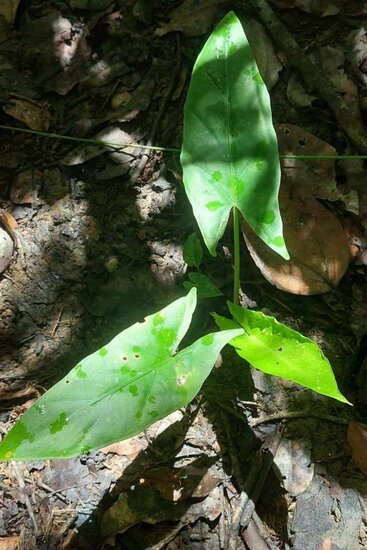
[287,73,318,108]
[242,17,283,90]
[347,421,367,474]
[272,0,344,16]
[3,94,51,131]
[10,168,43,205]
[273,438,314,496]
[101,437,147,459]
[242,180,350,295]
[0,382,38,401]
[155,0,229,37]
[0,0,21,23]
[0,535,20,550]
[276,124,358,212]
[61,126,141,166]
[0,227,13,274]
[318,46,360,117]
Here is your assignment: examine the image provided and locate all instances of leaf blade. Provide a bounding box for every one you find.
[0,289,243,460]
[214,303,350,404]
[181,11,289,259]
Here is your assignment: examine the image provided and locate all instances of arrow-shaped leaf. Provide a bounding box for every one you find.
[214,302,350,404]
[181,11,289,259]
[0,289,243,460]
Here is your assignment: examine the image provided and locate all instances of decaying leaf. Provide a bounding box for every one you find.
[318,46,360,118]
[0,226,13,274]
[61,127,141,166]
[347,421,367,474]
[155,0,229,37]
[10,168,43,205]
[242,17,283,90]
[272,0,344,16]
[273,438,314,496]
[3,94,51,131]
[287,73,318,108]
[276,124,358,212]
[242,180,350,295]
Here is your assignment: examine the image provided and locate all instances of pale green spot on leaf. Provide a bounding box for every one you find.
[262,211,275,225]
[206,201,223,211]
[212,171,223,182]
[75,366,87,379]
[99,347,108,357]
[253,72,264,85]
[49,413,68,434]
[129,384,139,397]
[202,334,215,346]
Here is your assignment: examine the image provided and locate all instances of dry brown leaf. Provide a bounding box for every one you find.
[242,180,350,295]
[10,168,43,205]
[347,421,367,474]
[0,535,20,550]
[101,436,147,458]
[3,94,51,131]
[0,227,13,274]
[0,382,38,400]
[272,0,344,16]
[287,73,318,108]
[242,17,283,90]
[276,124,338,200]
[155,0,229,37]
[276,124,358,213]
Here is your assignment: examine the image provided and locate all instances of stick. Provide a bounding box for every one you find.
[245,0,367,153]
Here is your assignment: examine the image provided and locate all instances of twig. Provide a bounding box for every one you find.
[12,461,38,535]
[227,427,284,549]
[244,0,367,153]
[51,306,64,337]
[250,410,349,427]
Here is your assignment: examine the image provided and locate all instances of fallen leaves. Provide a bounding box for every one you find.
[3,94,51,131]
[242,125,351,295]
[155,0,229,37]
[0,227,13,275]
[347,421,367,474]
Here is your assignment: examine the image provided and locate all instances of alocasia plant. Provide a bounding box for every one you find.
[0,11,349,461]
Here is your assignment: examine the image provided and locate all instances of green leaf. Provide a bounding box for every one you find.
[181,11,289,260]
[0,289,242,460]
[214,303,350,404]
[183,272,223,299]
[183,233,203,268]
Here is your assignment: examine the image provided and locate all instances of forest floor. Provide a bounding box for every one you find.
[1,0,367,548]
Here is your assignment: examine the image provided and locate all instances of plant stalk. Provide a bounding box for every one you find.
[233,207,240,306]
[1,125,367,160]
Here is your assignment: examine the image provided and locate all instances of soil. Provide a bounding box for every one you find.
[0,1,367,549]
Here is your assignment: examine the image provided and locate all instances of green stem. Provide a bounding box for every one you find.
[233,207,240,306]
[1,125,367,160]
[0,125,181,153]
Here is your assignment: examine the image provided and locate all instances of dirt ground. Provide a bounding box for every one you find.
[1,0,367,548]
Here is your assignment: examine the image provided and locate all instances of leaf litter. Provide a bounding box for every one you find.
[1,1,367,549]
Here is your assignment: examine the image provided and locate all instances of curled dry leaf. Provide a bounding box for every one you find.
[347,421,367,474]
[242,180,350,295]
